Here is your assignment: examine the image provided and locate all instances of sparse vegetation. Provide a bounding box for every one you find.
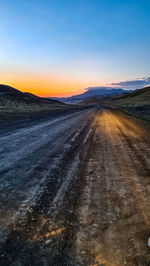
[105,86,150,121]
[0,84,72,120]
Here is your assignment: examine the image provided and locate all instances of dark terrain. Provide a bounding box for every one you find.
[0,86,150,265]
[0,84,71,121]
[107,86,150,121]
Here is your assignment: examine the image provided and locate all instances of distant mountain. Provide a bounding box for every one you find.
[50,88,130,104]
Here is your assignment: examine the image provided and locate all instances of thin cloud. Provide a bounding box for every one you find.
[111,77,150,89]
[85,77,150,92]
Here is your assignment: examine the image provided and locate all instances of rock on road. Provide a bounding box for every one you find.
[0,108,150,266]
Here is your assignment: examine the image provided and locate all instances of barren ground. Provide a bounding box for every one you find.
[0,108,150,266]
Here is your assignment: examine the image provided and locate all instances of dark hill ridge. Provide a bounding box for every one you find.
[107,86,150,121]
[112,86,150,105]
[115,86,150,100]
[0,84,63,105]
[0,84,23,95]
[0,84,69,120]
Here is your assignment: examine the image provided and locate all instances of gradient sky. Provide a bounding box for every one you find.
[0,0,150,97]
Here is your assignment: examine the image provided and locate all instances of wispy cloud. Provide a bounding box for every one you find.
[111,77,150,89]
[85,77,150,92]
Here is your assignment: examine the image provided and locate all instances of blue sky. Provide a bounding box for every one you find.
[0,0,150,96]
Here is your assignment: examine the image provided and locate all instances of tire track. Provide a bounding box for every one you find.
[76,108,150,266]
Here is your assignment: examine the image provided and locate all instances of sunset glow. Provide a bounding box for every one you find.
[0,72,93,97]
[1,1,150,265]
[0,71,108,97]
[0,77,85,97]
[0,1,150,97]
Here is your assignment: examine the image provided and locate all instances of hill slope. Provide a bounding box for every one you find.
[112,86,150,106]
[107,86,150,120]
[0,84,63,105]
[0,84,68,119]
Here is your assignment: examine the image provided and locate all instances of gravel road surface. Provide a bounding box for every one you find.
[0,108,150,266]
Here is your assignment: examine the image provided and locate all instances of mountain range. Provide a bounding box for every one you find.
[50,87,131,104]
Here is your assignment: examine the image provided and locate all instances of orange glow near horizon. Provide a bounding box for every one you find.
[18,81,86,97]
[3,81,85,97]
[0,72,92,97]
[0,72,107,97]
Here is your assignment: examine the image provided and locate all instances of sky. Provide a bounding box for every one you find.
[0,0,150,97]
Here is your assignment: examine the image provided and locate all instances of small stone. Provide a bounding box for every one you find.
[92,223,98,228]
[90,231,96,236]
[45,239,52,244]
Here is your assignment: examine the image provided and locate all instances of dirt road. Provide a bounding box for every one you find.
[0,108,150,265]
[76,109,150,266]
[0,109,93,245]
